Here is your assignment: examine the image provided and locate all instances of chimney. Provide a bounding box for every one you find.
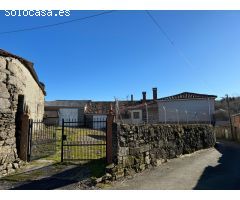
[131,94,133,102]
[142,91,146,103]
[153,87,157,100]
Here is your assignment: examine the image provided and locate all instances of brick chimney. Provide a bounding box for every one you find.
[153,87,157,100]
[142,91,146,103]
[131,94,133,102]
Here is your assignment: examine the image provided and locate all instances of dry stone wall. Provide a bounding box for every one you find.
[107,123,216,180]
[0,55,45,177]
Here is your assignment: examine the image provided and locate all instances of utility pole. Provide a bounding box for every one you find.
[226,94,234,139]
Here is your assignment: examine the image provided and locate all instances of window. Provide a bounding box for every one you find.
[133,111,140,119]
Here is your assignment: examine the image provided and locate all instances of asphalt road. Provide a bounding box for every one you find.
[1,140,240,190]
[109,140,240,190]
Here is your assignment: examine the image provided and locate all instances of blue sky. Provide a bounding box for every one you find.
[0,10,240,101]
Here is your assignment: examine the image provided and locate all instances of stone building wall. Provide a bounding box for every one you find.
[107,123,216,180]
[0,55,45,177]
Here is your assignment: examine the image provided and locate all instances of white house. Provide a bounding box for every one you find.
[157,92,217,124]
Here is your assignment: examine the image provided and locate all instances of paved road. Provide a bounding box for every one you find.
[109,140,240,190]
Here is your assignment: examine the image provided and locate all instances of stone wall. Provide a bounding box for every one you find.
[107,123,216,180]
[214,126,232,141]
[0,55,45,177]
[214,125,240,142]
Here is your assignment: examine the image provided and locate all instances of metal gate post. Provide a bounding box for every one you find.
[27,119,33,162]
[61,119,64,162]
[106,108,114,164]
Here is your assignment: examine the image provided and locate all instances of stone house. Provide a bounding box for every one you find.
[0,49,46,176]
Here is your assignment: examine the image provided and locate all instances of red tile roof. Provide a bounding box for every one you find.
[125,101,157,110]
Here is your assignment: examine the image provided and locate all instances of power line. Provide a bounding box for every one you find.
[145,10,212,91]
[145,10,194,69]
[0,10,116,35]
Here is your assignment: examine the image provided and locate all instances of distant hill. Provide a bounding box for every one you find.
[214,96,240,121]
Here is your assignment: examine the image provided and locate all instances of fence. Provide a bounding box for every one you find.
[28,119,57,161]
[24,112,115,163]
[61,118,107,161]
[158,108,213,124]
[119,107,214,125]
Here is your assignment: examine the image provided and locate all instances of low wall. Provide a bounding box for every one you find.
[214,126,232,140]
[234,127,240,142]
[107,123,216,180]
[214,125,240,142]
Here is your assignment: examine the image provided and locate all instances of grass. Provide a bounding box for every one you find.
[33,126,106,162]
[18,125,107,182]
[63,145,105,160]
[62,127,106,161]
[0,127,107,187]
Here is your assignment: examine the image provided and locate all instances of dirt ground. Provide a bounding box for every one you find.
[1,140,240,190]
[0,159,105,190]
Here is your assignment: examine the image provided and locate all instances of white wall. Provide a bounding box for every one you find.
[157,99,215,123]
[129,109,143,124]
[59,108,78,125]
[93,115,107,129]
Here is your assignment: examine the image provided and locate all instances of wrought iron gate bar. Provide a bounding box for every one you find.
[28,119,57,161]
[61,118,107,162]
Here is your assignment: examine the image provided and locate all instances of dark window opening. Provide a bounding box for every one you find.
[133,111,140,119]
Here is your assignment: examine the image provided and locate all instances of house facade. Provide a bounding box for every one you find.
[84,101,112,129]
[45,99,140,127]
[0,49,46,176]
[157,92,217,124]
[123,89,217,125]
[44,100,91,125]
[121,88,159,124]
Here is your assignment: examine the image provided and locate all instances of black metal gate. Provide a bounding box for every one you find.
[61,118,107,162]
[28,119,57,161]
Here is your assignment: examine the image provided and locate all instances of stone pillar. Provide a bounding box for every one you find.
[106,107,115,164]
